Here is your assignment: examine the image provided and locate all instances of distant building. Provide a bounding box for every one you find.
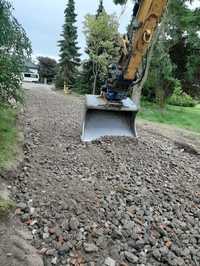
[23,60,39,82]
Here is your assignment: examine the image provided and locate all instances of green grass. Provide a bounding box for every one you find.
[0,197,15,218]
[138,101,200,133]
[0,104,17,168]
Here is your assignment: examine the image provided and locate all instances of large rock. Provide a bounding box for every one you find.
[124,251,138,263]
[83,243,98,253]
[104,257,116,266]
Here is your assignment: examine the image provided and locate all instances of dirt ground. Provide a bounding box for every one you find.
[1,83,200,266]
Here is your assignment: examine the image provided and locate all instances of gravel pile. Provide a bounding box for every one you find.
[11,86,200,266]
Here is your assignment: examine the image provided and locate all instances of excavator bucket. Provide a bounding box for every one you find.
[81,95,138,142]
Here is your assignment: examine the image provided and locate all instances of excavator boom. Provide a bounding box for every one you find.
[122,0,168,81]
[81,0,168,142]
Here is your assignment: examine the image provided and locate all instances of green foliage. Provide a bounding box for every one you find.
[168,83,196,107]
[144,30,176,108]
[113,0,127,5]
[167,0,200,94]
[0,0,31,103]
[78,2,117,95]
[0,196,15,218]
[83,10,120,94]
[55,67,64,90]
[139,101,200,133]
[38,56,57,83]
[144,0,200,105]
[58,0,80,89]
[0,104,17,167]
[84,11,119,75]
[184,30,200,95]
[75,61,94,94]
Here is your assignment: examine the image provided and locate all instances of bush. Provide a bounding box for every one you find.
[0,0,31,103]
[168,85,196,107]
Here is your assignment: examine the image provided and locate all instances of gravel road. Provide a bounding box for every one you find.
[11,84,200,266]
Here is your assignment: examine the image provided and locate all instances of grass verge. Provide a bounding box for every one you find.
[0,104,17,169]
[138,102,200,133]
[0,197,15,218]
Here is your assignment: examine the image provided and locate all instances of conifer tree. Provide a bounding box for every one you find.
[58,0,80,90]
[96,0,104,18]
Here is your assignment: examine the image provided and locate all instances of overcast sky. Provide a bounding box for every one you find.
[11,0,200,61]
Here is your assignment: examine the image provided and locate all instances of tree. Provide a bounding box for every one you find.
[96,0,104,17]
[113,0,200,105]
[0,0,31,103]
[76,1,106,94]
[113,0,127,4]
[84,11,120,94]
[144,0,200,102]
[58,0,80,90]
[76,60,94,94]
[38,57,57,84]
[141,3,176,108]
[113,0,171,106]
[148,45,175,109]
[167,1,200,97]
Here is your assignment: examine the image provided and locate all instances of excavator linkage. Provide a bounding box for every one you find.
[81,95,138,142]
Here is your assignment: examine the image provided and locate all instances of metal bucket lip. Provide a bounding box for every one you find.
[85,94,138,111]
[81,95,138,142]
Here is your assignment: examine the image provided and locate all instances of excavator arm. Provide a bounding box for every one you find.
[122,0,168,81]
[81,0,168,142]
[103,0,168,101]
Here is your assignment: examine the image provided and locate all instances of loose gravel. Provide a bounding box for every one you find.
[11,85,200,266]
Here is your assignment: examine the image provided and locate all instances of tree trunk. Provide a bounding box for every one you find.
[93,74,97,95]
[131,44,155,107]
[131,83,143,108]
[92,61,98,95]
[63,66,67,91]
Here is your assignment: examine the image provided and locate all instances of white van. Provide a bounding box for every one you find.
[23,72,39,83]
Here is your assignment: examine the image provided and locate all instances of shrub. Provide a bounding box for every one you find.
[0,0,31,103]
[168,84,196,107]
